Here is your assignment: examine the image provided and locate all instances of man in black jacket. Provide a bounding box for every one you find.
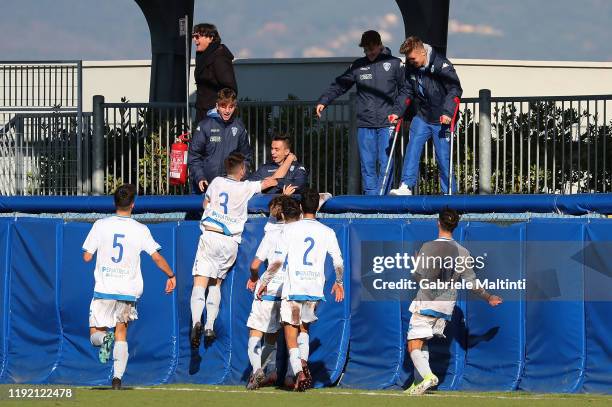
[316,30,409,195]
[389,36,462,196]
[248,135,308,194]
[192,23,238,122]
[186,88,253,219]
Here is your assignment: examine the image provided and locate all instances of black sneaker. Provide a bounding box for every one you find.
[204,328,216,345]
[112,377,121,390]
[190,322,203,349]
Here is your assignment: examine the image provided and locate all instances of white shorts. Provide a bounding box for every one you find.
[246,299,281,333]
[280,300,318,326]
[192,231,239,279]
[407,313,447,341]
[89,298,138,329]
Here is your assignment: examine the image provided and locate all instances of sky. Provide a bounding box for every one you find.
[0,0,611,62]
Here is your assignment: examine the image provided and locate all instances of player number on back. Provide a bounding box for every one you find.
[111,233,125,263]
[219,192,229,214]
[303,237,315,266]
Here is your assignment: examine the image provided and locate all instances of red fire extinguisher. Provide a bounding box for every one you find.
[169,132,190,186]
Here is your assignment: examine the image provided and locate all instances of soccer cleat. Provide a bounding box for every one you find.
[190,322,203,349]
[403,381,418,395]
[300,359,313,389]
[294,371,309,392]
[111,377,121,390]
[390,183,412,196]
[99,331,115,363]
[411,373,438,395]
[246,368,266,390]
[283,375,296,390]
[204,328,216,345]
[261,371,277,387]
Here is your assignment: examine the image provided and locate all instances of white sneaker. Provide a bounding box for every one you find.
[389,183,412,196]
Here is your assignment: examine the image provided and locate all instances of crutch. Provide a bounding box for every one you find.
[447,97,461,196]
[379,118,403,196]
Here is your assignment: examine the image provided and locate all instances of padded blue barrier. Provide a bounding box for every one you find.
[2,193,612,215]
[0,213,611,393]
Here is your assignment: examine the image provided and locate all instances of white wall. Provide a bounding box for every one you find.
[82,58,612,110]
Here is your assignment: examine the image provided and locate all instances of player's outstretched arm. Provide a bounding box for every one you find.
[151,252,176,294]
[261,177,278,191]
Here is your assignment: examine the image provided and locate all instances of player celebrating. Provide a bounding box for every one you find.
[82,184,176,390]
[258,187,345,392]
[405,208,503,395]
[190,152,277,348]
[245,196,301,390]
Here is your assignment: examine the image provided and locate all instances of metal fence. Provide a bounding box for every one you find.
[0,61,84,195]
[96,97,353,196]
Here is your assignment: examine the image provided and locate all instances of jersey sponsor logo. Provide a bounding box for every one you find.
[359,73,373,80]
[295,270,319,280]
[210,136,221,142]
[359,66,371,71]
[383,62,391,72]
[231,127,238,136]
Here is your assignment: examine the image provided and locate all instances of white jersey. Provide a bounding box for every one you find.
[201,176,262,243]
[82,215,161,301]
[254,224,285,299]
[278,218,343,301]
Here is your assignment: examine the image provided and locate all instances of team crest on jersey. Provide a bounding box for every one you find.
[383,62,391,72]
[231,127,238,136]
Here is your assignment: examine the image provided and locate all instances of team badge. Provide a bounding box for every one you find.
[231,127,238,136]
[383,62,391,72]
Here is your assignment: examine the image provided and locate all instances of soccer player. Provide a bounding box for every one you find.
[82,184,176,390]
[190,152,277,348]
[258,187,345,391]
[405,208,502,395]
[245,196,301,390]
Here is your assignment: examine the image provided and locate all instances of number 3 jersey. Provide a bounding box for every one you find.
[201,177,262,243]
[82,215,161,301]
[277,219,343,301]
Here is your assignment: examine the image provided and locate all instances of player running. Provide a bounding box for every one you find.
[82,184,176,390]
[190,152,277,348]
[405,208,503,395]
[245,196,301,390]
[258,187,345,392]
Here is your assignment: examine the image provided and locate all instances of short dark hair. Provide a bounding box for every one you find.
[114,184,136,210]
[224,151,245,174]
[193,23,221,43]
[359,30,382,47]
[280,196,301,221]
[272,134,292,150]
[217,88,237,105]
[439,207,460,232]
[300,187,320,215]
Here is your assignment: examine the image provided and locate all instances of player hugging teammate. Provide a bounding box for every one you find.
[252,188,345,392]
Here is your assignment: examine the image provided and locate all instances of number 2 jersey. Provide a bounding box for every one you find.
[201,176,262,243]
[277,218,343,301]
[82,215,161,301]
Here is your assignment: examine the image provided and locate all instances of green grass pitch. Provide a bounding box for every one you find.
[1,384,611,407]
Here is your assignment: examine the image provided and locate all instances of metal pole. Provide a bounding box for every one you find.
[92,95,105,195]
[479,89,492,194]
[76,60,83,194]
[184,14,192,133]
[347,93,361,195]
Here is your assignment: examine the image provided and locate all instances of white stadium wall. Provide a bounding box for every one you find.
[82,58,612,110]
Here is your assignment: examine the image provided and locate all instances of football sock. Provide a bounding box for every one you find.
[261,341,276,372]
[113,341,129,380]
[204,285,221,330]
[288,347,302,375]
[410,349,432,380]
[247,336,262,371]
[414,345,430,382]
[297,332,310,361]
[286,355,294,378]
[90,331,105,347]
[190,285,206,328]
